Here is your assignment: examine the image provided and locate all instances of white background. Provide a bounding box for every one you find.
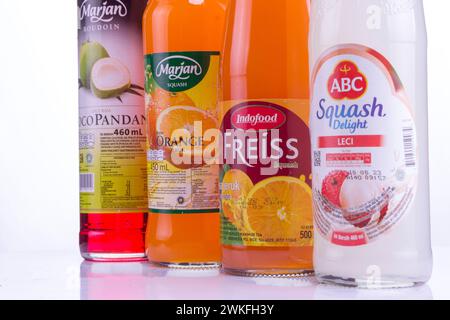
[0,1,448,255]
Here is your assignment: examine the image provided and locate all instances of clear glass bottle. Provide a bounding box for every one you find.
[310,0,432,288]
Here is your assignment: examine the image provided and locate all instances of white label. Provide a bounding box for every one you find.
[310,44,417,247]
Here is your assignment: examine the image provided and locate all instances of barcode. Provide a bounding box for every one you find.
[402,127,416,167]
[80,173,95,193]
[314,151,321,167]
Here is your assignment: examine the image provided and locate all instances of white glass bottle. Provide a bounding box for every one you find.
[309,0,432,288]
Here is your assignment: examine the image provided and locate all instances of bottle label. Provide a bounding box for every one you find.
[220,99,313,247]
[311,44,418,247]
[78,0,147,214]
[145,51,221,214]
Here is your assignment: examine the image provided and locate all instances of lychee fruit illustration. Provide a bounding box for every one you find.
[321,170,389,228]
[321,170,349,208]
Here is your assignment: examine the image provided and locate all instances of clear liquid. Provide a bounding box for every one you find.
[309,0,432,288]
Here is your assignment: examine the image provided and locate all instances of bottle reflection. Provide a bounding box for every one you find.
[217,276,318,300]
[145,268,222,300]
[314,283,434,300]
[80,262,432,300]
[80,261,152,300]
[80,261,319,300]
[80,262,223,300]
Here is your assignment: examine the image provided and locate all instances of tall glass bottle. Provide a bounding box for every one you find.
[221,0,313,276]
[143,0,227,267]
[78,0,148,261]
[310,0,432,287]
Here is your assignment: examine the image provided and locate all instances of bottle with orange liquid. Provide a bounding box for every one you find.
[143,0,227,267]
[221,0,313,276]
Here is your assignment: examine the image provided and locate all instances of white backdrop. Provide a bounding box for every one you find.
[0,0,448,254]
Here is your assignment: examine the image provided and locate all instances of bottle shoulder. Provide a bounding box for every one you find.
[310,0,426,47]
[143,0,227,53]
[143,0,226,23]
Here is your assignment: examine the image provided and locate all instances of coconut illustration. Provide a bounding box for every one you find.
[79,41,109,89]
[90,58,132,99]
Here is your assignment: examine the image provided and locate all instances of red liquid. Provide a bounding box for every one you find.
[80,213,147,262]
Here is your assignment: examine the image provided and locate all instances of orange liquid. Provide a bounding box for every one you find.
[143,0,227,265]
[222,0,313,274]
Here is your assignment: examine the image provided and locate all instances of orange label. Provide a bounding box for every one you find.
[220,99,314,247]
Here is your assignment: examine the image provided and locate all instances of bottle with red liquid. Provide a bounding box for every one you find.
[78,0,148,261]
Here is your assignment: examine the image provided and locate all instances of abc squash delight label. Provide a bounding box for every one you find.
[310,45,418,247]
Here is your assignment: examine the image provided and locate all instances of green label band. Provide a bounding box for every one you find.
[145,51,220,92]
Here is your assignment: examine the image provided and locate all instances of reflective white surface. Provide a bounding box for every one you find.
[0,247,449,300]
